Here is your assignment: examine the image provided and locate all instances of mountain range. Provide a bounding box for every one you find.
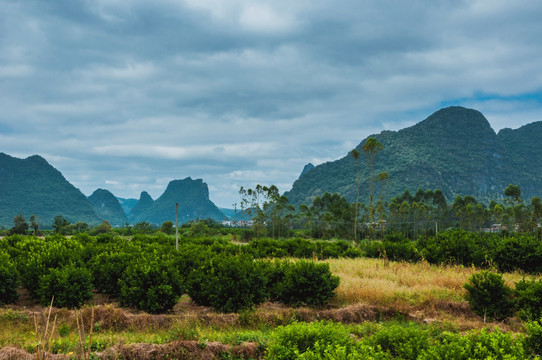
[286,106,542,206]
[0,153,225,228]
[1,106,541,228]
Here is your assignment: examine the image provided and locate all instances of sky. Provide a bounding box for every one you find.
[1,0,542,208]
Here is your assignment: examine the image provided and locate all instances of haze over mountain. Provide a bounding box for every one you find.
[286,106,542,206]
[88,189,129,227]
[117,197,138,218]
[131,178,226,225]
[0,153,101,227]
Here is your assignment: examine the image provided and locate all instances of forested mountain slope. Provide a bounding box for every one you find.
[286,106,542,206]
[0,153,100,227]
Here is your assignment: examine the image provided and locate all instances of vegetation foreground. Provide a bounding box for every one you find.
[1,235,542,359]
[2,231,542,359]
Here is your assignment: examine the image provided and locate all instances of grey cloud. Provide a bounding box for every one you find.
[1,0,541,207]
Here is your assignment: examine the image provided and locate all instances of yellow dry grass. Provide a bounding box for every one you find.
[327,257,536,309]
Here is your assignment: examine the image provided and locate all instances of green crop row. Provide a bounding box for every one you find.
[0,233,340,313]
[361,229,542,273]
[265,320,542,359]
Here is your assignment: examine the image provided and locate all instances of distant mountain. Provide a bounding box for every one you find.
[117,197,138,217]
[0,153,100,228]
[286,106,542,206]
[88,189,128,226]
[220,208,251,221]
[129,191,154,221]
[132,177,226,225]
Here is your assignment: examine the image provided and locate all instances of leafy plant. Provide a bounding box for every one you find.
[525,319,542,356]
[0,250,19,305]
[463,271,513,321]
[265,321,354,360]
[186,253,268,313]
[119,256,183,314]
[274,260,340,307]
[514,278,542,321]
[37,264,93,308]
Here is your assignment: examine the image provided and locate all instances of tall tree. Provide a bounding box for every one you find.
[10,214,28,235]
[29,214,40,236]
[350,149,361,242]
[361,137,383,238]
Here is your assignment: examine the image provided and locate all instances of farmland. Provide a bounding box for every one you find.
[1,227,542,359]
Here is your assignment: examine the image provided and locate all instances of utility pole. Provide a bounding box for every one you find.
[176,202,179,251]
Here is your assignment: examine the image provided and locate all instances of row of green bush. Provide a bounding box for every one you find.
[265,320,542,359]
[362,230,542,273]
[0,234,340,313]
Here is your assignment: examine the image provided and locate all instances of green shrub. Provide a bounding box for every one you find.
[119,257,183,314]
[418,230,488,267]
[417,328,528,359]
[14,235,84,298]
[525,319,542,356]
[88,251,134,298]
[275,260,340,307]
[494,235,542,273]
[364,322,430,359]
[265,321,354,360]
[0,251,19,305]
[463,271,513,321]
[514,278,542,321]
[37,265,93,308]
[186,253,268,313]
[381,239,421,262]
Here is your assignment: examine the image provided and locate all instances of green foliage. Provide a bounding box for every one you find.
[364,322,431,359]
[186,253,269,313]
[88,250,134,298]
[133,221,155,234]
[463,271,513,321]
[37,264,93,308]
[13,234,85,298]
[52,215,71,234]
[10,214,28,235]
[267,321,533,360]
[265,321,355,360]
[494,235,542,273]
[274,260,340,307]
[418,328,528,360]
[0,251,19,305]
[361,233,421,263]
[525,319,542,356]
[244,238,360,260]
[119,256,183,314]
[417,230,492,267]
[514,278,542,321]
[160,220,175,235]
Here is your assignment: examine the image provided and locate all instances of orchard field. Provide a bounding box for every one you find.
[1,226,542,359]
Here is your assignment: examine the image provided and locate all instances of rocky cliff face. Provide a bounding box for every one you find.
[132,177,226,225]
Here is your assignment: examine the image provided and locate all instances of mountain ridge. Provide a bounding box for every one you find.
[0,153,101,227]
[285,106,542,206]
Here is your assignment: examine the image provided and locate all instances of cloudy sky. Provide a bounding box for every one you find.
[1,0,542,208]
